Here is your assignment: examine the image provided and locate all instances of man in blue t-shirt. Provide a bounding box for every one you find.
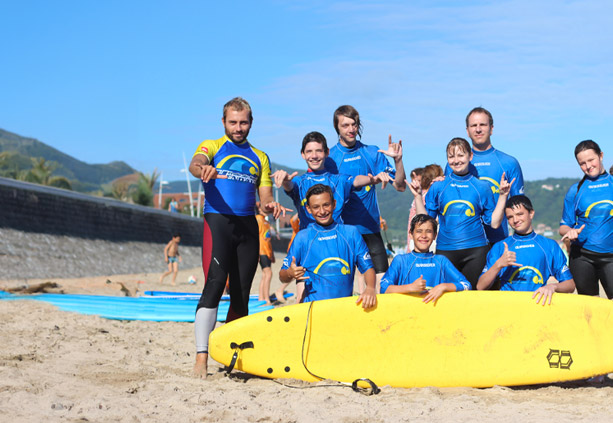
[381,214,471,303]
[477,195,575,305]
[272,131,392,230]
[279,184,377,308]
[326,105,406,280]
[448,107,525,245]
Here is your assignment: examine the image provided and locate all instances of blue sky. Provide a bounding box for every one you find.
[2,0,612,183]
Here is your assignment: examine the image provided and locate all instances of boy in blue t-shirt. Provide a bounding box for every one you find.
[477,195,575,305]
[381,214,471,303]
[272,131,392,230]
[279,184,377,308]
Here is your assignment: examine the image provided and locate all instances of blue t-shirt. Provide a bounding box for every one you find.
[424,172,497,250]
[326,141,396,234]
[560,172,613,254]
[285,170,355,230]
[380,251,471,294]
[445,147,524,244]
[482,232,573,291]
[281,222,373,302]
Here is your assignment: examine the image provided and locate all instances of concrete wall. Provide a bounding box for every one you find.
[0,177,290,280]
[0,177,203,245]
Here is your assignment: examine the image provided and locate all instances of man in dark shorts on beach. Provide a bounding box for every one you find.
[326,105,406,288]
[188,97,290,379]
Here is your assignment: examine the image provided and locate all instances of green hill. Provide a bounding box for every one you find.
[0,128,136,191]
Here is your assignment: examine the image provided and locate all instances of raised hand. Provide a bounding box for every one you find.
[561,224,585,242]
[369,172,394,189]
[378,135,403,160]
[288,256,309,282]
[410,275,427,292]
[263,201,293,219]
[495,242,522,269]
[406,178,423,197]
[498,172,516,197]
[272,170,298,188]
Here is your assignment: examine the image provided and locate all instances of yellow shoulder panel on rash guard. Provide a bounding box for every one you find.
[250,144,272,187]
[192,136,227,162]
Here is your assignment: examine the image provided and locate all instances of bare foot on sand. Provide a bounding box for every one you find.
[274,289,286,304]
[193,353,208,379]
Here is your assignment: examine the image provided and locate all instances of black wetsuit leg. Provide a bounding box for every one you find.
[570,246,613,299]
[436,245,490,289]
[197,213,259,314]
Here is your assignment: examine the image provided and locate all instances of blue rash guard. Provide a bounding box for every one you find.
[326,141,396,234]
[560,172,613,254]
[285,170,356,230]
[193,135,272,216]
[380,251,471,294]
[281,222,373,302]
[445,147,524,244]
[482,232,573,292]
[424,173,497,250]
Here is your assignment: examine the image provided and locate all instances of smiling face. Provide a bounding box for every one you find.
[301,141,328,172]
[447,145,473,175]
[576,149,604,178]
[222,109,252,143]
[505,204,535,235]
[411,220,436,253]
[305,191,336,226]
[466,112,493,151]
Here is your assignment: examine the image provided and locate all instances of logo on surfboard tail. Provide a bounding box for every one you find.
[547,349,573,370]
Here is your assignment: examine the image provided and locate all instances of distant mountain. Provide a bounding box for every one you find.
[0,128,136,191]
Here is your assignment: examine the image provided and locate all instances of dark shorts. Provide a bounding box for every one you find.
[437,245,491,290]
[570,245,613,299]
[259,254,272,269]
[362,232,389,274]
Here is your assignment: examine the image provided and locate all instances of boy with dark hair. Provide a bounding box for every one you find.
[279,184,377,308]
[381,214,471,303]
[477,195,575,305]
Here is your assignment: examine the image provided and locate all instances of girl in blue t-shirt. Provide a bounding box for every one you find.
[560,140,613,298]
[410,137,512,288]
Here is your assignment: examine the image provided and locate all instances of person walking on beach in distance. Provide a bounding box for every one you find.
[477,195,575,304]
[560,140,613,299]
[188,97,291,379]
[381,214,471,302]
[168,197,179,213]
[326,105,406,286]
[450,107,525,245]
[279,184,377,308]
[159,233,182,285]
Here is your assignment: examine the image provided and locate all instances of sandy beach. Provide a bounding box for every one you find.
[2,260,613,423]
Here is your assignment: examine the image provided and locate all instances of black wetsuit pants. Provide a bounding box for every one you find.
[437,245,490,290]
[570,245,613,299]
[197,213,259,317]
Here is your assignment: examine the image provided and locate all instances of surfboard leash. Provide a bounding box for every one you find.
[298,301,381,396]
[225,341,254,375]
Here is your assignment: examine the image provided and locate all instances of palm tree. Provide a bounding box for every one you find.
[22,158,72,190]
[131,169,159,206]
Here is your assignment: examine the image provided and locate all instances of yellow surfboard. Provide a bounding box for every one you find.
[209,292,613,388]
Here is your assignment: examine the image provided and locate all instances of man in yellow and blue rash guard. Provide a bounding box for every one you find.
[188,97,290,379]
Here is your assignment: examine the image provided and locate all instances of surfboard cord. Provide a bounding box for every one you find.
[298,301,380,396]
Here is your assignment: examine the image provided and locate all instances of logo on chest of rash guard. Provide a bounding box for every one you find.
[585,200,613,218]
[442,200,476,217]
[216,155,260,184]
[314,257,350,276]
